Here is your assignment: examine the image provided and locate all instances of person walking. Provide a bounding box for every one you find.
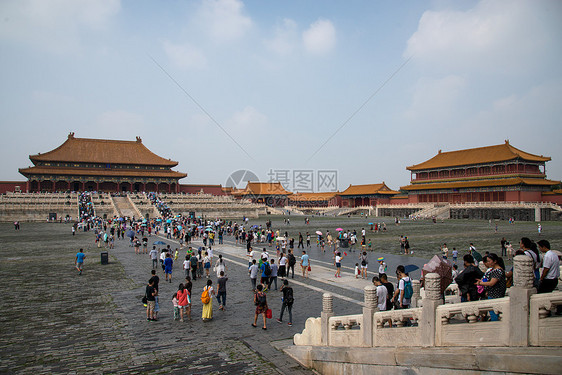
[177,283,190,322]
[217,271,228,311]
[278,252,287,279]
[164,252,174,283]
[267,259,279,291]
[359,251,368,279]
[201,279,215,321]
[287,250,296,279]
[214,254,227,278]
[145,278,157,321]
[75,248,86,275]
[149,246,158,270]
[300,250,310,278]
[252,284,268,330]
[189,252,198,280]
[249,259,259,290]
[334,252,342,278]
[277,279,294,326]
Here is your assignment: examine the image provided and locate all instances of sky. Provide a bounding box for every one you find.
[1,0,561,192]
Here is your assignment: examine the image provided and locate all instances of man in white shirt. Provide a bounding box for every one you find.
[372,276,388,311]
[538,239,560,294]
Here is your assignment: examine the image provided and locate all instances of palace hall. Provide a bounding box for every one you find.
[18,133,187,193]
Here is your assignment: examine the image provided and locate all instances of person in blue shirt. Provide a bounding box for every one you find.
[164,253,174,283]
[300,250,310,278]
[75,248,86,275]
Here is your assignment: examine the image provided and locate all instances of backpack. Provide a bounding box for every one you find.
[264,262,272,276]
[255,292,267,307]
[190,256,198,267]
[288,254,296,266]
[403,278,413,300]
[201,287,210,304]
[284,287,294,305]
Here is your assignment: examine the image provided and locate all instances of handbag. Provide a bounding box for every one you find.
[307,265,311,272]
[266,308,272,319]
[142,296,148,304]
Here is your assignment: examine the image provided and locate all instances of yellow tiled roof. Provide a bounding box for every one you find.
[30,133,179,166]
[340,183,398,196]
[407,141,550,171]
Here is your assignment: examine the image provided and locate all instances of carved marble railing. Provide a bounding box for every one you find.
[327,314,364,347]
[373,308,422,347]
[529,291,562,346]
[293,256,562,349]
[435,297,510,346]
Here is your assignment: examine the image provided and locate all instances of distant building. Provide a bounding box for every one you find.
[18,133,187,193]
[288,192,341,207]
[401,141,560,203]
[339,183,398,207]
[232,182,291,207]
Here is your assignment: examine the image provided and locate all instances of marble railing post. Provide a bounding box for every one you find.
[509,255,536,346]
[412,279,421,307]
[363,285,378,346]
[321,293,334,345]
[421,273,442,347]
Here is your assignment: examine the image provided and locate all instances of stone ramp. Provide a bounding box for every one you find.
[111,196,138,218]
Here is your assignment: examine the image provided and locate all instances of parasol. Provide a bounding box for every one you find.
[336,228,343,231]
[126,230,135,238]
[422,255,453,294]
[316,231,322,235]
[154,240,166,245]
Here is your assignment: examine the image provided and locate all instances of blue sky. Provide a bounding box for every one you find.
[1,0,561,192]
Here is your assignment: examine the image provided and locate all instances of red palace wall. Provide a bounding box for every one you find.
[0,181,27,194]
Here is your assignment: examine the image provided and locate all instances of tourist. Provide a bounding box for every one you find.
[287,250,296,279]
[441,243,449,260]
[404,237,410,254]
[75,248,86,275]
[267,259,279,291]
[172,292,180,321]
[203,251,211,278]
[164,252,173,283]
[359,251,368,279]
[455,254,484,302]
[538,240,559,293]
[501,237,507,257]
[183,255,190,279]
[177,283,190,322]
[334,252,342,278]
[377,257,387,276]
[149,270,160,319]
[277,279,294,326]
[278,252,287,279]
[372,276,388,311]
[189,251,198,280]
[520,237,541,288]
[148,246,158,270]
[217,271,228,311]
[252,284,268,330]
[380,273,394,311]
[260,257,271,291]
[475,253,506,321]
[201,279,215,321]
[145,278,157,321]
[197,249,204,278]
[506,241,513,260]
[355,263,360,278]
[249,259,259,290]
[160,248,166,271]
[214,254,227,278]
[134,236,141,254]
[301,250,310,278]
[452,248,458,263]
[391,265,412,309]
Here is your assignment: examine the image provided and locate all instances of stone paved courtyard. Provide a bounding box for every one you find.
[2,218,560,374]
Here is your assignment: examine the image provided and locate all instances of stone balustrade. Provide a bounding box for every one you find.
[294,255,562,350]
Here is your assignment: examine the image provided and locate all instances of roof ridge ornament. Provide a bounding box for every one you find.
[136,136,142,143]
[68,132,75,139]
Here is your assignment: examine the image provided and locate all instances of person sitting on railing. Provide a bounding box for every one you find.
[475,253,506,321]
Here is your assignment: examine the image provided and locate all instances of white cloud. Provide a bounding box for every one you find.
[404,75,467,123]
[405,0,552,74]
[197,0,252,42]
[162,40,207,70]
[0,0,120,52]
[302,19,336,55]
[264,18,298,56]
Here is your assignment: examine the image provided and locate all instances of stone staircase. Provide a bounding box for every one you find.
[111,196,140,218]
[412,204,451,219]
